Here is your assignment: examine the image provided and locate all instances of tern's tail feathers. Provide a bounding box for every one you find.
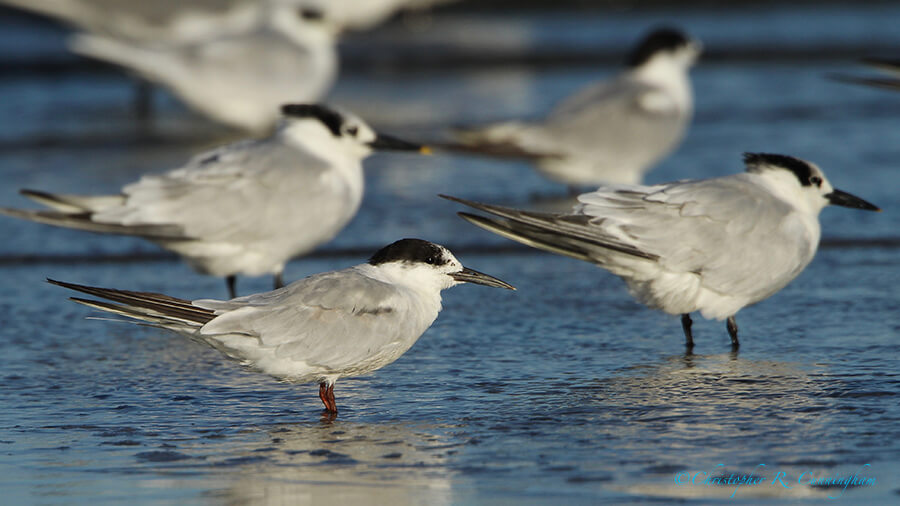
[440,194,659,263]
[458,211,594,263]
[49,279,215,329]
[2,189,187,239]
[0,206,185,239]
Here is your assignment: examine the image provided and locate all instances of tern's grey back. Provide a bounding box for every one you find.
[537,75,690,181]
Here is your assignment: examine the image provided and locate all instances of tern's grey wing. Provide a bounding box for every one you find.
[196,269,427,374]
[443,195,657,262]
[449,175,814,298]
[543,76,687,154]
[576,177,815,295]
[92,139,344,245]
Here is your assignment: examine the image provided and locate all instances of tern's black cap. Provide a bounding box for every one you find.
[743,152,817,187]
[626,27,694,67]
[281,104,343,137]
[369,239,449,266]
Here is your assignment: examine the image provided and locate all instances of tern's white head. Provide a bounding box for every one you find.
[627,27,702,73]
[743,152,881,215]
[277,104,428,161]
[367,239,516,293]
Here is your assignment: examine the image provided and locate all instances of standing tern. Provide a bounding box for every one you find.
[1,104,429,298]
[69,5,338,132]
[449,27,701,188]
[442,153,880,348]
[49,239,515,414]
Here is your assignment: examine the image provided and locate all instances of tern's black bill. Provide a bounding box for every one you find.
[827,189,881,211]
[451,267,516,290]
[369,134,430,154]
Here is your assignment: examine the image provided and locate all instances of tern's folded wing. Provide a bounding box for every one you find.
[196,269,426,372]
[547,77,686,146]
[93,140,347,244]
[576,177,814,295]
[446,176,813,298]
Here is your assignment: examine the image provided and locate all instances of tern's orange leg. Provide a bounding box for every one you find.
[318,382,337,413]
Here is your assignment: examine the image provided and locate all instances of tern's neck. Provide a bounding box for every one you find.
[280,121,352,160]
[630,56,692,109]
[751,171,828,217]
[355,263,446,312]
[278,121,366,185]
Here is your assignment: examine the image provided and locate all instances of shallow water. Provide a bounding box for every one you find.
[1,3,899,504]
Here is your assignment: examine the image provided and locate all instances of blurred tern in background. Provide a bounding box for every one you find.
[447,27,700,190]
[305,0,459,31]
[443,153,880,348]
[50,238,515,414]
[829,57,900,92]
[0,0,273,44]
[1,0,458,40]
[1,104,429,298]
[67,4,338,132]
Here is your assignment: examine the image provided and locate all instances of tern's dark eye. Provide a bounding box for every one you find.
[299,8,323,21]
[425,256,435,265]
[345,126,358,137]
[810,176,822,187]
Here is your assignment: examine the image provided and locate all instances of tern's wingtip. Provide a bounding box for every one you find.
[438,194,470,205]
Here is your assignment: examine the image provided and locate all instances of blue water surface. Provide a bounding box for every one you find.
[0,3,898,504]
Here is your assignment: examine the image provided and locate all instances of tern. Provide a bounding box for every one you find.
[49,239,515,414]
[442,153,880,348]
[1,104,429,298]
[449,27,701,188]
[69,5,338,132]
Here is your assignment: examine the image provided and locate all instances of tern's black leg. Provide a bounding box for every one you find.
[226,275,237,299]
[273,272,285,290]
[726,316,740,349]
[681,314,694,348]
